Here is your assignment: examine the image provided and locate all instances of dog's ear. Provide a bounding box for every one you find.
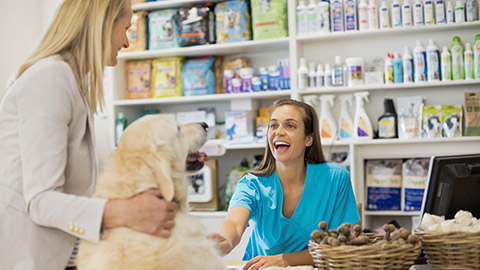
[144,153,175,202]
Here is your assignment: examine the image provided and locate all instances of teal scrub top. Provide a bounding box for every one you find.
[229,162,360,260]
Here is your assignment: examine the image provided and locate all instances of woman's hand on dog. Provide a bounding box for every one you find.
[103,189,178,238]
[207,232,233,255]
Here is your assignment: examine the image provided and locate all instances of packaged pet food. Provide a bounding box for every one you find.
[442,104,463,137]
[402,158,429,211]
[178,6,216,47]
[182,57,216,96]
[250,0,289,40]
[148,9,179,50]
[126,60,152,99]
[151,57,184,98]
[123,11,147,52]
[215,0,252,43]
[396,96,424,139]
[422,105,442,139]
[366,159,402,211]
[464,92,480,136]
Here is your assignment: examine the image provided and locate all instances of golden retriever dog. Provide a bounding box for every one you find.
[77,114,227,270]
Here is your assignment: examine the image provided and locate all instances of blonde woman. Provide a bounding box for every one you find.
[0,1,178,269]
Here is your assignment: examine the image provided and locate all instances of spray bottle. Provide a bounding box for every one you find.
[319,95,338,144]
[353,91,374,140]
[303,95,321,120]
[338,94,354,140]
[474,34,480,79]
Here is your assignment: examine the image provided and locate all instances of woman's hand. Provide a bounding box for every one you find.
[103,189,178,238]
[207,232,234,255]
[242,254,288,270]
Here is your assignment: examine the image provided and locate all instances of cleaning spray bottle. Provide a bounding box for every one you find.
[303,95,321,121]
[353,91,374,140]
[319,95,338,144]
[338,94,354,140]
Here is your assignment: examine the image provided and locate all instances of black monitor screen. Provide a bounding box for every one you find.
[420,154,480,220]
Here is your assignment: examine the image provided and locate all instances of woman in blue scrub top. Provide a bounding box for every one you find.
[209,98,360,269]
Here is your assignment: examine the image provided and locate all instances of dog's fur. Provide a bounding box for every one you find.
[77,114,227,270]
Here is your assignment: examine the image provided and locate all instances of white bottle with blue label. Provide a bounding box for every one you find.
[368,0,379,28]
[297,0,308,36]
[436,0,446,23]
[414,40,427,82]
[424,0,435,24]
[403,46,414,82]
[446,1,455,23]
[344,0,358,31]
[414,0,425,25]
[380,0,391,28]
[331,0,345,31]
[392,0,403,27]
[426,39,441,81]
[403,0,414,26]
[332,56,345,86]
[318,0,331,32]
[307,0,319,34]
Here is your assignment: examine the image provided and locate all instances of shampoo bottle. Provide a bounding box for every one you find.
[426,39,441,81]
[338,94,355,140]
[451,36,465,79]
[392,0,403,27]
[465,42,474,79]
[308,62,317,87]
[332,56,345,86]
[446,1,455,23]
[466,0,479,21]
[474,34,480,79]
[393,52,404,83]
[414,0,425,25]
[297,0,308,36]
[378,98,398,138]
[331,0,345,31]
[344,0,358,31]
[455,0,465,22]
[115,112,127,146]
[414,40,427,82]
[403,46,414,82]
[319,94,338,144]
[441,46,452,80]
[368,0,379,28]
[307,0,319,35]
[436,0,447,23]
[380,0,391,28]
[353,91,374,140]
[403,0,414,26]
[359,0,370,30]
[298,58,309,90]
[316,63,325,87]
[424,0,435,24]
[318,0,331,32]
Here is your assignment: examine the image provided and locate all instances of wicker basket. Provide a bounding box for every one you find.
[418,231,480,270]
[308,235,421,270]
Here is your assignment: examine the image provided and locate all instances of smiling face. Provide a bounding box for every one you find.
[109,0,132,66]
[268,105,313,165]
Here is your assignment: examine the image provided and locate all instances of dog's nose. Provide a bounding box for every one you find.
[200,122,208,131]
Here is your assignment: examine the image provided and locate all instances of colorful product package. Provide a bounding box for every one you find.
[182,57,215,96]
[250,0,288,40]
[148,9,179,50]
[422,105,443,139]
[177,6,216,47]
[396,96,424,139]
[402,158,429,211]
[151,57,184,98]
[215,0,252,43]
[464,92,480,136]
[256,116,269,143]
[126,60,152,99]
[442,104,463,137]
[220,56,252,91]
[366,159,402,211]
[123,11,147,52]
[225,110,256,144]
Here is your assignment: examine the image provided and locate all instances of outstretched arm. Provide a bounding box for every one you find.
[208,206,250,255]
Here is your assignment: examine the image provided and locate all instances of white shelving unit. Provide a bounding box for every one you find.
[107,0,480,233]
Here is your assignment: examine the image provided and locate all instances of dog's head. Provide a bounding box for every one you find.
[116,114,208,202]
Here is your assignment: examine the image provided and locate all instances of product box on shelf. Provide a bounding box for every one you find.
[402,158,429,211]
[251,0,288,40]
[148,9,180,50]
[225,110,256,144]
[366,159,402,211]
[151,57,184,98]
[465,92,480,136]
[126,60,152,99]
[123,11,147,52]
[178,6,216,47]
[215,0,252,43]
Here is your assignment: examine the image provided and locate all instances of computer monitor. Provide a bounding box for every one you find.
[420,154,480,220]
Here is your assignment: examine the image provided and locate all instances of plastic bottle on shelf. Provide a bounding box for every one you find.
[307,0,319,35]
[115,112,127,146]
[392,0,403,27]
[318,0,331,32]
[377,98,398,139]
[403,0,414,26]
[344,0,358,31]
[451,36,465,80]
[380,0,391,28]
[465,42,474,79]
[446,1,455,23]
[474,34,480,79]
[466,0,479,21]
[232,78,242,92]
[359,0,370,30]
[441,46,452,81]
[436,0,446,23]
[240,67,254,92]
[345,57,365,86]
[298,58,309,90]
[426,39,441,81]
[319,94,338,144]
[308,62,317,87]
[331,0,345,31]
[315,63,325,87]
[353,91,373,140]
[384,53,394,84]
[413,0,425,25]
[259,67,269,90]
[332,56,345,86]
[224,69,234,93]
[297,0,308,36]
[368,0,379,29]
[324,63,332,86]
[413,40,427,82]
[455,0,465,22]
[403,46,414,82]
[268,65,281,90]
[393,52,404,83]
[338,94,354,140]
[424,0,435,24]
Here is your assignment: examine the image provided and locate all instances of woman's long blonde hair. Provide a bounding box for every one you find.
[16,0,126,114]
